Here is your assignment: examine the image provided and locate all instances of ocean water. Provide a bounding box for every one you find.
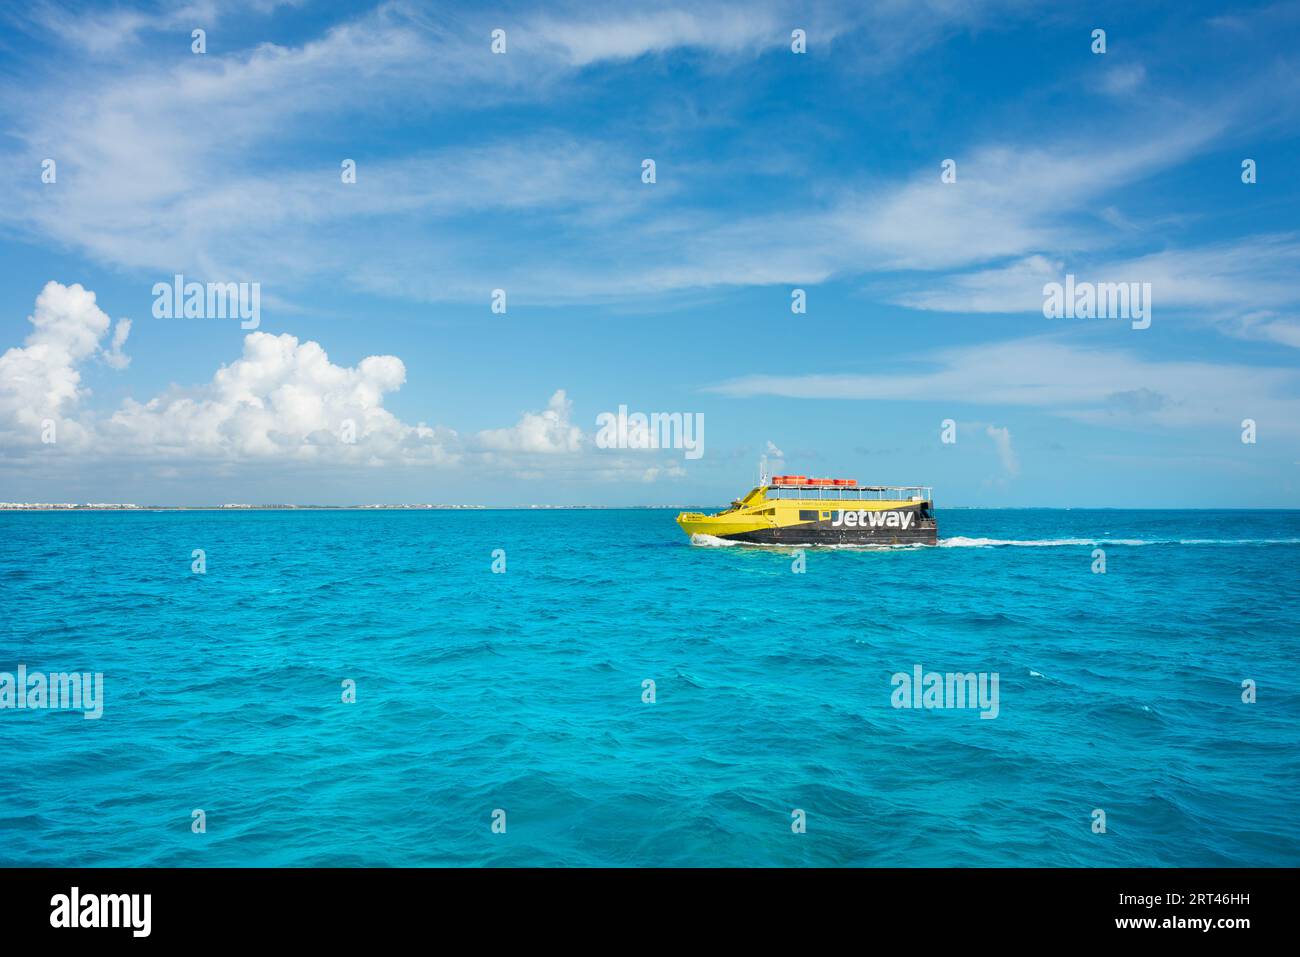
[1,508,1297,867]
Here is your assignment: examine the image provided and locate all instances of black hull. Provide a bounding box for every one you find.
[724,526,937,546]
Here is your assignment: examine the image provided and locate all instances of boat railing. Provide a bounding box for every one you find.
[764,483,933,502]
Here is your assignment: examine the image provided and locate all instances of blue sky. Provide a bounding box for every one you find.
[0,0,1298,506]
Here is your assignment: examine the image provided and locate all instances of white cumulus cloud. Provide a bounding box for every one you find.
[0,283,746,496]
[476,390,583,454]
[105,331,456,463]
[0,281,130,446]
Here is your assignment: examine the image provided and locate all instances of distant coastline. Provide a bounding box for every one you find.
[0,503,684,511]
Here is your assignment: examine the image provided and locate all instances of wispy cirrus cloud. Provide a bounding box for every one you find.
[893,234,1300,346]
[8,1,218,54]
[708,335,1300,436]
[984,425,1019,477]
[0,0,1296,330]
[0,0,1074,308]
[519,0,1031,68]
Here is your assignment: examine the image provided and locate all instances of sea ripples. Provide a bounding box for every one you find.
[0,508,1297,866]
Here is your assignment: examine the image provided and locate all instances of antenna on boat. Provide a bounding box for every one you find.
[759,454,769,486]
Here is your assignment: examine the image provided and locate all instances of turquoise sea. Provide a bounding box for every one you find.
[1,508,1297,867]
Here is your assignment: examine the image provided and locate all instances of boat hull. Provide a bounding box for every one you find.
[678,501,938,546]
[717,522,937,546]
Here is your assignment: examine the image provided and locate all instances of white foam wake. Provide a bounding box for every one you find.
[689,533,742,547]
[691,533,1300,549]
[938,536,1300,548]
[688,533,925,550]
[939,536,1136,548]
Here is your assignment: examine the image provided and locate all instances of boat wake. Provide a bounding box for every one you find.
[691,533,1300,550]
[939,536,1300,548]
[688,533,925,550]
[689,533,742,547]
[940,536,1140,548]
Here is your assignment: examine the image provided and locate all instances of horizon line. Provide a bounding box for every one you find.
[3,504,1300,512]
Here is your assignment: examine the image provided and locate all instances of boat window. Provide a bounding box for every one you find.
[798,510,819,521]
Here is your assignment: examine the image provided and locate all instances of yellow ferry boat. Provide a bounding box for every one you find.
[676,475,937,546]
